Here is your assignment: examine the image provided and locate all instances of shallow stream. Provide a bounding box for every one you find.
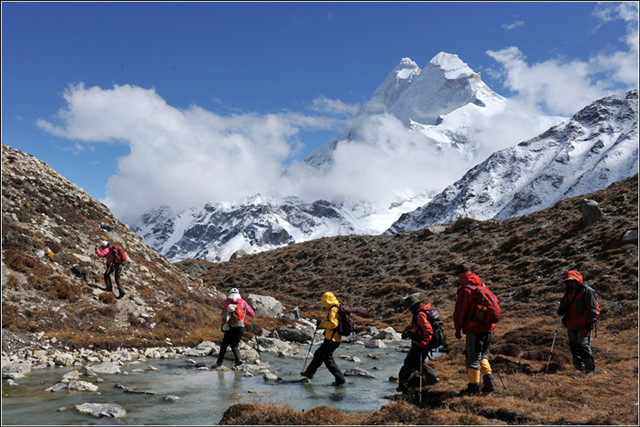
[2,342,440,425]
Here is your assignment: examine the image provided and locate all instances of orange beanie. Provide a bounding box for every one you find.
[564,270,583,284]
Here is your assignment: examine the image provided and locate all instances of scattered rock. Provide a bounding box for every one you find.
[68,380,99,392]
[75,403,126,418]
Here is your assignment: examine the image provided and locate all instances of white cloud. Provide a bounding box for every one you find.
[593,2,639,22]
[486,3,638,116]
[37,83,339,222]
[502,19,524,31]
[38,83,482,222]
[310,96,359,115]
[486,47,608,115]
[283,113,473,207]
[486,39,637,116]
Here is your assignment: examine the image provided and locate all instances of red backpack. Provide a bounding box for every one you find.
[111,245,127,264]
[226,303,247,328]
[464,283,501,324]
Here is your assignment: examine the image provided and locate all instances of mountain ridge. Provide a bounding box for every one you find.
[387,89,639,234]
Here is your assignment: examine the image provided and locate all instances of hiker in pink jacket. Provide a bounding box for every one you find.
[95,241,126,299]
[213,288,255,368]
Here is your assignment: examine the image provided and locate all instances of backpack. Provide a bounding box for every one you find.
[111,245,126,264]
[225,302,247,329]
[414,308,446,352]
[463,283,501,324]
[425,309,446,351]
[330,304,355,337]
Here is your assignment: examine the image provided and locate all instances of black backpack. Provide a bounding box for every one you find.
[413,308,446,352]
[425,309,446,352]
[330,304,355,337]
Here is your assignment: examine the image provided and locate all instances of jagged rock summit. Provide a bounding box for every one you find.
[387,89,639,234]
[304,52,509,167]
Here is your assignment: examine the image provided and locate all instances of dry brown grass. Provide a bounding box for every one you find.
[184,175,639,425]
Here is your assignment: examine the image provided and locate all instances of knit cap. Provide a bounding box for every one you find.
[564,270,583,284]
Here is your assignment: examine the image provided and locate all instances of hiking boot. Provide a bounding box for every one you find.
[300,371,313,379]
[396,384,408,394]
[482,374,495,393]
[211,363,221,369]
[460,383,481,396]
[331,380,346,386]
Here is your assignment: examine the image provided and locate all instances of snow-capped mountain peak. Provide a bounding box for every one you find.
[129,53,636,265]
[387,89,639,234]
[428,52,475,80]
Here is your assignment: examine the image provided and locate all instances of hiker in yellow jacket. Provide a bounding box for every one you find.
[300,292,346,386]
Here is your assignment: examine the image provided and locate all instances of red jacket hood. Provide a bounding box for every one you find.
[459,272,482,286]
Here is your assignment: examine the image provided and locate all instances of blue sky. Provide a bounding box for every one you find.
[2,1,638,222]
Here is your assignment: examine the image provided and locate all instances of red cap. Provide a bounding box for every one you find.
[564,270,583,284]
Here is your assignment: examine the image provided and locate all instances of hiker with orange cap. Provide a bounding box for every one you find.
[557,270,600,375]
[453,263,498,396]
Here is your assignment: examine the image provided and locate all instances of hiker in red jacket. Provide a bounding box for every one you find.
[213,288,255,368]
[453,263,495,395]
[557,270,600,375]
[95,241,126,299]
[397,295,440,394]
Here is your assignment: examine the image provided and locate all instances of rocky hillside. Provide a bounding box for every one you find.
[1,143,227,350]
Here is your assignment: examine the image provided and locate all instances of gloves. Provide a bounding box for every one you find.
[455,329,462,340]
[561,316,567,327]
[401,331,410,339]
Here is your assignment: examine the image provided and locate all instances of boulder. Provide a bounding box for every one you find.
[245,294,284,318]
[365,339,387,349]
[2,361,31,379]
[75,403,126,418]
[85,362,121,376]
[344,367,376,378]
[68,380,99,392]
[581,199,603,226]
[622,229,638,243]
[274,326,314,343]
[372,327,402,342]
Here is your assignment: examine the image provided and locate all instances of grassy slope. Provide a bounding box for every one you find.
[184,174,639,425]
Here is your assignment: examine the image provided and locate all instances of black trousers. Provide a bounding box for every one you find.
[104,263,125,297]
[217,327,244,365]
[398,342,439,390]
[567,328,595,373]
[305,338,345,383]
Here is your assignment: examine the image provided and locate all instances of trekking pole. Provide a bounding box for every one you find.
[545,315,562,374]
[486,351,507,389]
[419,357,423,407]
[301,327,318,373]
[251,316,260,354]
